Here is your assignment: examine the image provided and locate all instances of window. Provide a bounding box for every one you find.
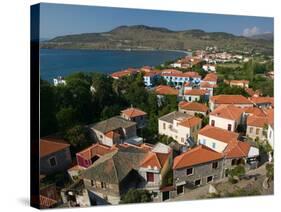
[212,162,218,169]
[269,131,272,138]
[147,172,154,182]
[256,128,260,135]
[186,168,193,176]
[177,185,184,195]
[194,179,201,186]
[212,142,216,149]
[91,180,96,187]
[200,139,206,145]
[211,120,215,126]
[227,124,232,131]
[181,137,184,143]
[207,176,213,183]
[163,123,166,130]
[101,182,107,189]
[231,159,237,166]
[189,97,192,101]
[49,157,57,167]
[99,135,103,139]
[249,127,253,133]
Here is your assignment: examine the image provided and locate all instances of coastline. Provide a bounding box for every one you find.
[40,47,191,55]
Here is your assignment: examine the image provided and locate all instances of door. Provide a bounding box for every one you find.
[177,185,184,195]
[162,191,170,201]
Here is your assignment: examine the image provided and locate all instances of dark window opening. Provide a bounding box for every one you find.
[194,179,201,186]
[49,157,57,167]
[212,162,218,169]
[147,172,154,182]
[186,168,193,176]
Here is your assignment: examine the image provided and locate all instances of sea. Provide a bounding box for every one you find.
[40,48,188,82]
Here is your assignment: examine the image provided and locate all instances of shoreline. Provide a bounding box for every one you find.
[40,47,191,55]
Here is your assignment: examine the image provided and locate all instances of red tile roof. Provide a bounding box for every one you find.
[211,95,253,105]
[200,81,216,88]
[249,97,274,106]
[121,107,147,118]
[247,115,268,128]
[203,73,217,82]
[77,144,116,160]
[179,101,208,113]
[244,107,267,117]
[184,89,207,96]
[40,195,57,209]
[140,151,170,169]
[265,108,274,126]
[223,140,250,159]
[104,131,120,139]
[40,138,70,158]
[229,80,249,85]
[111,68,138,78]
[155,85,179,95]
[179,116,201,128]
[199,125,239,144]
[173,145,223,169]
[210,105,244,121]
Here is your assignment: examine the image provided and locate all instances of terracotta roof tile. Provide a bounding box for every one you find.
[111,68,138,78]
[179,101,208,113]
[223,140,250,158]
[40,138,70,158]
[104,131,120,139]
[77,144,116,160]
[200,81,216,88]
[40,195,57,208]
[244,107,267,117]
[184,89,207,96]
[211,95,253,105]
[173,145,223,169]
[210,105,244,121]
[155,85,179,95]
[247,116,268,128]
[249,97,274,106]
[179,116,202,128]
[203,73,217,82]
[199,125,239,143]
[121,107,147,118]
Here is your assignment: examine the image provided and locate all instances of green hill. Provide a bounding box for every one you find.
[41,25,273,55]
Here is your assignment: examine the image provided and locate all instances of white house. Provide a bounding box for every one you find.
[178,101,209,116]
[202,64,216,72]
[184,89,207,102]
[161,70,201,87]
[209,105,244,132]
[266,109,274,149]
[53,76,66,86]
[158,111,202,145]
[143,71,160,87]
[198,125,239,153]
[202,73,217,85]
[200,82,215,96]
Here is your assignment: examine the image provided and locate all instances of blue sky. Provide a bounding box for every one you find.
[39,3,273,39]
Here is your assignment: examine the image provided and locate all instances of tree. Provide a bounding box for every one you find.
[56,107,77,131]
[120,189,152,204]
[64,125,92,151]
[227,165,246,184]
[40,80,58,136]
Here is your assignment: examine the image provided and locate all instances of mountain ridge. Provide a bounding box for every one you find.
[41,25,273,54]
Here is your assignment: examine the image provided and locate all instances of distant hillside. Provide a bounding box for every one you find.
[41,25,273,55]
[249,32,273,41]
